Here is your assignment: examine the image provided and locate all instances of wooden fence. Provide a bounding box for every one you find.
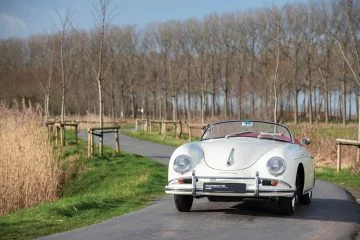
[135,119,208,141]
[47,121,79,146]
[187,123,208,141]
[87,127,120,158]
[336,138,360,172]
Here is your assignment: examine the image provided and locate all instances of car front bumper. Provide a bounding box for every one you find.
[165,170,295,198]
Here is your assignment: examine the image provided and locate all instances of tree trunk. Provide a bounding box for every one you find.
[201,88,205,124]
[293,86,298,124]
[45,92,50,122]
[61,82,65,124]
[172,95,176,120]
[324,81,329,124]
[131,91,135,119]
[98,79,104,155]
[186,59,191,123]
[308,79,313,124]
[237,75,242,119]
[342,66,347,125]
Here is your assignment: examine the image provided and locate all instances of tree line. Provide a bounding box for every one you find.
[0,0,359,124]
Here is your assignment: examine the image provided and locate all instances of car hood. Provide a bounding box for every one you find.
[201,137,286,171]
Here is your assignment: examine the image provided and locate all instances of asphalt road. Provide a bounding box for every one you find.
[40,131,360,240]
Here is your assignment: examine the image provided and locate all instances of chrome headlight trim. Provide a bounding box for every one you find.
[173,155,191,174]
[267,157,286,176]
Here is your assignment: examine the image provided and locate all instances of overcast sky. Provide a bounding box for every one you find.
[0,0,307,39]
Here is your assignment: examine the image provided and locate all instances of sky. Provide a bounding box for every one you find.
[0,0,308,39]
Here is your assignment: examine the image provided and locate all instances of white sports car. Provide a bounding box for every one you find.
[165,120,314,215]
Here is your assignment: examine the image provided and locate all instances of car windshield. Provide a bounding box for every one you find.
[201,120,293,143]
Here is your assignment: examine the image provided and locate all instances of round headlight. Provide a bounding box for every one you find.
[267,157,286,176]
[173,155,191,174]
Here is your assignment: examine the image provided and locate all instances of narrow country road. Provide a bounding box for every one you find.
[40,131,360,240]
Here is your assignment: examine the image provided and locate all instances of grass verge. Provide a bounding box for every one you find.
[316,167,360,200]
[122,130,198,147]
[0,134,167,239]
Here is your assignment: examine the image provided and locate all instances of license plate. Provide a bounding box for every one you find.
[203,183,246,193]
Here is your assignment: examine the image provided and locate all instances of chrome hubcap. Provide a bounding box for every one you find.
[291,194,297,211]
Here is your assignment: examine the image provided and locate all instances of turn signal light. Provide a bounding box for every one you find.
[177,179,185,184]
[271,180,278,186]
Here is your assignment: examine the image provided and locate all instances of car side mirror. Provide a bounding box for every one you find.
[301,138,311,145]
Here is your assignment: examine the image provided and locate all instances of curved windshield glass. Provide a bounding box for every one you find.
[201,120,293,143]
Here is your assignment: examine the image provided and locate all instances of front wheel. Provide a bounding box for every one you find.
[300,191,312,205]
[279,194,298,215]
[279,173,301,215]
[174,195,193,212]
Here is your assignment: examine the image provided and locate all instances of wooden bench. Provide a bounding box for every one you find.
[336,138,360,172]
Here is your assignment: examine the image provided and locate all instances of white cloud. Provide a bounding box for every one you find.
[0,13,27,33]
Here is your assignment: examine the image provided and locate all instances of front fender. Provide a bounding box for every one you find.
[168,142,204,181]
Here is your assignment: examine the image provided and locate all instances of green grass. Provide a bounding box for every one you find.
[316,167,360,189]
[288,123,358,140]
[0,132,167,239]
[123,130,199,147]
[120,124,135,130]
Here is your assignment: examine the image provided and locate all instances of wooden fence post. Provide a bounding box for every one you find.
[60,124,65,146]
[135,119,138,131]
[87,128,91,158]
[173,122,176,138]
[55,125,59,145]
[176,121,182,139]
[189,125,192,142]
[162,121,167,140]
[115,128,120,153]
[90,129,94,157]
[144,120,148,132]
[337,142,341,172]
[149,120,152,134]
[75,125,78,145]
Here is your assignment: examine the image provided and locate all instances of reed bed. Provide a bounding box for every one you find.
[0,105,59,215]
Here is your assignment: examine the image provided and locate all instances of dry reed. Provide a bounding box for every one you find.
[288,123,358,168]
[0,104,59,215]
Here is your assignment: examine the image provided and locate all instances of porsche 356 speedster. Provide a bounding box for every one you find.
[165,120,314,215]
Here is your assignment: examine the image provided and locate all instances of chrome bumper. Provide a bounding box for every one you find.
[165,170,295,198]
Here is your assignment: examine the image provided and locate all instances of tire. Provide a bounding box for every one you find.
[279,173,301,215]
[279,194,298,216]
[174,195,193,212]
[300,191,312,205]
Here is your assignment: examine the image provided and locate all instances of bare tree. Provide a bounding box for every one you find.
[56,9,75,124]
[90,0,116,155]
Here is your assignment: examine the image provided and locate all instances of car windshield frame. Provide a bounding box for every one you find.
[200,120,294,144]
